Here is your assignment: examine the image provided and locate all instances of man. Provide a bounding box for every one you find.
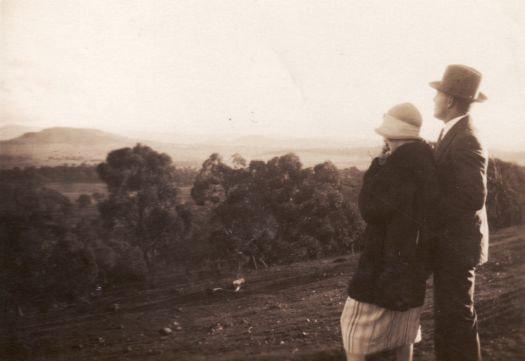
[429,64,489,361]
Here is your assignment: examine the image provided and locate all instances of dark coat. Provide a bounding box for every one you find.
[347,140,438,311]
[433,115,489,267]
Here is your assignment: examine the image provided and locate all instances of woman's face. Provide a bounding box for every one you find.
[384,138,394,153]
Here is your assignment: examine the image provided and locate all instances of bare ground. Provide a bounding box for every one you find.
[2,225,524,361]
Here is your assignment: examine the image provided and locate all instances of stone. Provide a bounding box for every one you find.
[159,327,173,336]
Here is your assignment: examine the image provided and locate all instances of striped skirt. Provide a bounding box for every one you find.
[340,297,422,355]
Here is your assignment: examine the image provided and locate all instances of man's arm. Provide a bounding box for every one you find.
[440,134,488,216]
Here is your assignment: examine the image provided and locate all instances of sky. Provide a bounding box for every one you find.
[1,0,525,150]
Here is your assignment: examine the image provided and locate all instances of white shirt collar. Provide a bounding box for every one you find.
[442,113,469,138]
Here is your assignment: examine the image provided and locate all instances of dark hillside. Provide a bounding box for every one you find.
[0,225,523,361]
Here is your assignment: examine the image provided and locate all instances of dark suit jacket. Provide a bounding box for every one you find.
[434,115,489,267]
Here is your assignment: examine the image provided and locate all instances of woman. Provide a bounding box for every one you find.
[340,103,437,361]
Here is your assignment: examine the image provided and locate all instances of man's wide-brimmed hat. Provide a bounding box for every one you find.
[375,103,422,140]
[430,64,487,103]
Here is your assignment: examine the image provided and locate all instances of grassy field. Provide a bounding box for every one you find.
[45,182,108,201]
[44,182,193,204]
[2,225,524,361]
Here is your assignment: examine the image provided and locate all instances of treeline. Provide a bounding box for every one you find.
[0,165,100,184]
[0,163,198,186]
[1,144,524,314]
[487,158,525,228]
[0,145,365,314]
[190,153,365,266]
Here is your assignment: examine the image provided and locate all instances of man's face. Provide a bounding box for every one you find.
[433,90,449,121]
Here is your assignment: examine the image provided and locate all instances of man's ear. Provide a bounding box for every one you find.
[446,95,455,109]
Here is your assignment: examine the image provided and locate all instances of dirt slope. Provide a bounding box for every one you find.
[3,226,524,361]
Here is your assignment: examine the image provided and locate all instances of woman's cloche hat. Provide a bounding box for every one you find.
[429,64,487,103]
[375,103,422,140]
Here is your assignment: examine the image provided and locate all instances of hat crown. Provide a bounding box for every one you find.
[375,102,422,140]
[430,64,486,102]
[387,102,422,127]
[442,64,481,98]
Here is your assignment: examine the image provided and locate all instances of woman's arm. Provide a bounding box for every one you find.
[358,155,414,224]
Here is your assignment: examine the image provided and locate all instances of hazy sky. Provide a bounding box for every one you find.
[1,0,525,149]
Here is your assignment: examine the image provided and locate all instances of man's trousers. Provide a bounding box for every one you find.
[433,264,482,361]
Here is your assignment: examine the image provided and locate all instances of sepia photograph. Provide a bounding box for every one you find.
[1,1,524,360]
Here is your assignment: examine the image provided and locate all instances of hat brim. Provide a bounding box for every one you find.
[429,81,487,103]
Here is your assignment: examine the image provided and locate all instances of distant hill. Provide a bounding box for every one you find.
[0,127,248,168]
[1,126,523,170]
[3,127,128,145]
[0,126,379,169]
[227,135,372,149]
[0,127,138,168]
[0,124,41,140]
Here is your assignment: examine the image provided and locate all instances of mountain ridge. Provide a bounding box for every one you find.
[0,124,42,141]
[2,127,129,145]
[0,126,522,169]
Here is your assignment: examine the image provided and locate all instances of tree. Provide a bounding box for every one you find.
[76,194,92,208]
[97,144,189,273]
[486,158,525,228]
[231,153,247,169]
[91,192,106,203]
[0,183,98,353]
[0,184,98,305]
[191,153,230,205]
[191,153,364,266]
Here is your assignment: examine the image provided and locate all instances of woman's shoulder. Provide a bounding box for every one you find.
[395,139,433,154]
[389,140,434,165]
